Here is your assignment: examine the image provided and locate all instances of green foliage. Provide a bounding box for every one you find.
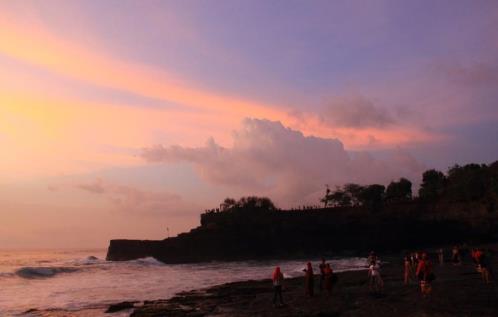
[385,178,412,203]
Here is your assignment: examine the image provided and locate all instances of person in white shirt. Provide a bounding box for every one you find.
[368,260,384,293]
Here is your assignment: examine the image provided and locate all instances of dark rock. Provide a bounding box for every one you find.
[106,201,498,264]
[105,301,138,313]
[131,257,498,317]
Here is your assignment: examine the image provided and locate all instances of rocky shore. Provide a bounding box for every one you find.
[118,256,498,317]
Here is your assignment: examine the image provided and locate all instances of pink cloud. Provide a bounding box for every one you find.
[76,178,183,215]
[142,119,426,206]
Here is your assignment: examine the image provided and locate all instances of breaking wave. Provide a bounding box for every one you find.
[15,266,79,279]
[128,257,165,266]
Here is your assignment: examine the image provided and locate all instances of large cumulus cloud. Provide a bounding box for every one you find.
[141,119,425,206]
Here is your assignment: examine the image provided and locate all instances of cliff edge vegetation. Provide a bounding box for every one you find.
[107,161,498,263]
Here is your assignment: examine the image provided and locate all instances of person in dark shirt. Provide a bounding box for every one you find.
[303,262,314,297]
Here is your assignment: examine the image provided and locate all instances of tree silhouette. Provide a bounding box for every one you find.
[235,196,276,211]
[220,198,237,211]
[418,169,446,201]
[358,184,385,212]
[385,178,412,203]
[343,183,365,206]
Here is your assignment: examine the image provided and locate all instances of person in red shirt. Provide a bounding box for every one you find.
[324,263,337,296]
[475,249,491,284]
[416,252,434,297]
[272,266,284,306]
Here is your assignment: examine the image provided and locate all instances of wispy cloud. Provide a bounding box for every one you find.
[441,62,498,87]
[321,95,395,129]
[76,178,182,214]
[0,12,442,151]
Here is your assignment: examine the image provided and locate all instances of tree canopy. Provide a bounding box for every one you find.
[216,196,276,213]
[418,169,446,201]
[385,178,412,203]
[321,183,385,211]
[319,160,497,212]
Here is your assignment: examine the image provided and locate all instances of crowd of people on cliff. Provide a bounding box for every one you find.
[271,245,494,307]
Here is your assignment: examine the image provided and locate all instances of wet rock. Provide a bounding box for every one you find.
[105,301,138,313]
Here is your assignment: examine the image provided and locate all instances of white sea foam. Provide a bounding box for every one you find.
[128,257,165,266]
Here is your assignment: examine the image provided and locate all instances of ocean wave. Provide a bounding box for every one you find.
[15,266,79,279]
[129,257,165,266]
[0,272,15,278]
[72,255,103,266]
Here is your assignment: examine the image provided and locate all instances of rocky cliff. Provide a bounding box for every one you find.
[106,201,498,263]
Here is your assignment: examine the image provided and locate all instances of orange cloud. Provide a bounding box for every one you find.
[287,113,443,150]
[0,14,284,119]
[0,12,442,153]
[0,89,241,179]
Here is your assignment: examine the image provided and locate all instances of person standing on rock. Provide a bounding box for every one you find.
[368,251,377,266]
[368,259,384,294]
[319,257,327,292]
[437,248,444,265]
[404,255,413,285]
[303,262,314,297]
[416,252,435,297]
[451,246,461,265]
[272,266,284,307]
[476,249,491,284]
[324,263,337,296]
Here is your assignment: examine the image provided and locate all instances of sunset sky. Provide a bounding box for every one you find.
[1,0,497,248]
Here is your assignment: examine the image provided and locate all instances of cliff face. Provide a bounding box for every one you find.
[106,201,498,263]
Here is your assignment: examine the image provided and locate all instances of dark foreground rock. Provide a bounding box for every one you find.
[105,301,138,313]
[129,260,498,317]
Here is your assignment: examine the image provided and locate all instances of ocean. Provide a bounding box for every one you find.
[0,249,368,316]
